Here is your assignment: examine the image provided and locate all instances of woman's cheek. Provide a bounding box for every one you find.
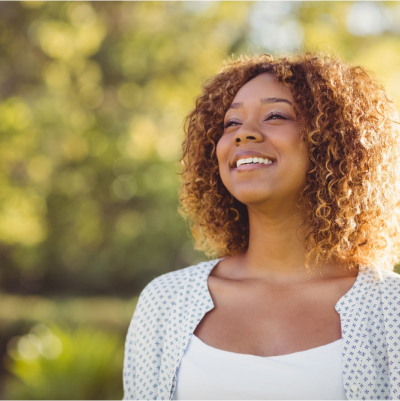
[216,156,229,190]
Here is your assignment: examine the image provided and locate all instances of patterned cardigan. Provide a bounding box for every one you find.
[123,258,400,400]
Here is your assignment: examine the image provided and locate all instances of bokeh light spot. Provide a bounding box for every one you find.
[115,210,142,238]
[112,176,137,200]
[117,83,143,108]
[347,2,391,36]
[27,155,53,182]
[43,62,71,90]
[68,3,97,28]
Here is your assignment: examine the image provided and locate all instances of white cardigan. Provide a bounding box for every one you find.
[123,258,400,400]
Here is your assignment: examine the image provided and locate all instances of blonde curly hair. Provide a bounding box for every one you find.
[179,53,400,273]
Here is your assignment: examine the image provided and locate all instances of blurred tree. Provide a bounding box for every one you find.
[0,1,253,297]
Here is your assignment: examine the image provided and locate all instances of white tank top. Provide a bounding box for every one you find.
[173,334,346,400]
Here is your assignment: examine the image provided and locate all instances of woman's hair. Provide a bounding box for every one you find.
[179,52,400,273]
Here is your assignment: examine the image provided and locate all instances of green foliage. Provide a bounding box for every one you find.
[0,294,138,329]
[1,1,399,295]
[3,324,123,400]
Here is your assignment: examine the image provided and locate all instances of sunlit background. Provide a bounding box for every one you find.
[1,1,400,399]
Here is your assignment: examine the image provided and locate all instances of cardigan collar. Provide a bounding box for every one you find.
[334,265,377,314]
[192,258,377,316]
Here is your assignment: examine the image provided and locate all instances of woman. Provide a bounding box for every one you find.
[123,53,400,400]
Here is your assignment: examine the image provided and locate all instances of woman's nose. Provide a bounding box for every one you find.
[232,123,263,145]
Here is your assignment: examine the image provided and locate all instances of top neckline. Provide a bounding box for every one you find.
[190,333,343,361]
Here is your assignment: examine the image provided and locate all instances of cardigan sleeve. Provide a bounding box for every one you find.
[122,279,157,401]
[380,270,400,399]
[123,283,150,400]
[122,265,198,400]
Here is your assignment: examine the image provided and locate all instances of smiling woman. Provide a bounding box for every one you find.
[123,53,400,400]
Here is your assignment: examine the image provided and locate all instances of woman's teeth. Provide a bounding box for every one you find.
[236,157,274,168]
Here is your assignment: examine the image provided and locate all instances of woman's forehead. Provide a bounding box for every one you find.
[231,73,294,105]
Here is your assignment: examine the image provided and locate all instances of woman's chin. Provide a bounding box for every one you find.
[233,191,274,207]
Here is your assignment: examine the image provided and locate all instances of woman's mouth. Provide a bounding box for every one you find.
[232,157,277,171]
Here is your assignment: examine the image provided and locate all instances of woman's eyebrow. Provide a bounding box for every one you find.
[228,97,293,110]
[228,102,243,110]
[261,97,293,106]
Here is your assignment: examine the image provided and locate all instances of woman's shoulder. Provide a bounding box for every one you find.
[135,259,219,307]
[362,267,400,302]
[370,267,400,287]
[378,269,400,299]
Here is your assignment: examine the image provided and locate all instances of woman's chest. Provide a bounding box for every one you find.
[193,278,346,357]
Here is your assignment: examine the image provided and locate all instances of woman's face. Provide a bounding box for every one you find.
[216,73,310,208]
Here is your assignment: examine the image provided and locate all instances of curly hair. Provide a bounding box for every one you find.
[179,53,400,273]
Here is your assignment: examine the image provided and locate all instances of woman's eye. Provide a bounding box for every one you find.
[266,112,287,120]
[224,120,240,128]
[224,113,290,128]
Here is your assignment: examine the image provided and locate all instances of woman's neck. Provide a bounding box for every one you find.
[233,205,357,284]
